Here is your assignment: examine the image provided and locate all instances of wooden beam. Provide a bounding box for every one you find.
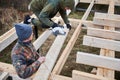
[97,0,115,78]
[0,72,9,80]
[9,74,32,80]
[52,75,72,80]
[0,28,17,52]
[80,0,120,6]
[33,30,51,50]
[94,12,120,20]
[93,17,120,28]
[51,0,95,77]
[82,0,95,20]
[76,52,120,71]
[33,29,69,80]
[87,27,120,40]
[83,35,120,52]
[0,62,16,74]
[72,70,114,80]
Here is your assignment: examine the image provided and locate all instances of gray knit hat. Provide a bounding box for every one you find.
[14,23,32,41]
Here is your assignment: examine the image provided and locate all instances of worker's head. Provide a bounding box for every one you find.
[64,0,75,11]
[14,23,33,42]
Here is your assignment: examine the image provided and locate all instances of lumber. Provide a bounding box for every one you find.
[9,74,32,80]
[72,70,114,80]
[87,27,120,40]
[51,0,95,77]
[80,0,120,6]
[0,28,17,52]
[0,72,9,80]
[76,52,120,71]
[93,17,120,28]
[94,12,120,20]
[0,62,16,74]
[97,0,115,78]
[33,30,52,50]
[82,0,95,20]
[83,35,120,52]
[33,28,69,80]
[52,75,72,80]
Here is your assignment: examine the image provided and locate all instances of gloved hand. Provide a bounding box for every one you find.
[24,15,31,24]
[66,24,72,30]
[51,23,66,36]
[52,27,66,36]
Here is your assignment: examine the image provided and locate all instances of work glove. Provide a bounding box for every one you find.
[66,24,72,30]
[51,23,66,36]
[24,15,31,24]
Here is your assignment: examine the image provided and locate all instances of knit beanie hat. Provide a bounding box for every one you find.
[14,23,32,41]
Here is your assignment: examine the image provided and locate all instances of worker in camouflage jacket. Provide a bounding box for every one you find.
[11,23,45,79]
[27,0,75,36]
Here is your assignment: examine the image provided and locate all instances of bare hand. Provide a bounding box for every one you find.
[38,56,45,63]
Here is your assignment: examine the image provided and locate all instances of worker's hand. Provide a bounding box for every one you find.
[38,56,45,63]
[66,24,71,30]
[51,23,64,28]
[52,27,66,36]
[24,15,31,24]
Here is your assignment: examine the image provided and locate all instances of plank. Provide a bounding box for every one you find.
[0,62,16,74]
[87,27,120,40]
[52,75,72,80]
[0,28,17,52]
[9,74,32,80]
[80,0,120,6]
[33,30,52,50]
[33,29,69,80]
[82,21,103,29]
[76,52,120,71]
[82,0,95,20]
[83,35,120,52]
[0,72,9,80]
[93,17,120,28]
[51,0,95,77]
[72,70,114,80]
[94,12,120,20]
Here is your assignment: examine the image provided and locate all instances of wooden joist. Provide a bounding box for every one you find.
[94,12,120,20]
[33,29,69,80]
[93,12,120,28]
[0,62,16,74]
[97,0,115,78]
[53,75,72,80]
[76,52,120,71]
[72,70,114,80]
[0,72,9,80]
[93,17,120,28]
[33,30,52,50]
[0,28,17,52]
[83,35,120,52]
[87,27,120,40]
[80,0,120,6]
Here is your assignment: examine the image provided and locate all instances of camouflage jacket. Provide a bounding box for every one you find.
[11,41,40,79]
[29,0,69,27]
